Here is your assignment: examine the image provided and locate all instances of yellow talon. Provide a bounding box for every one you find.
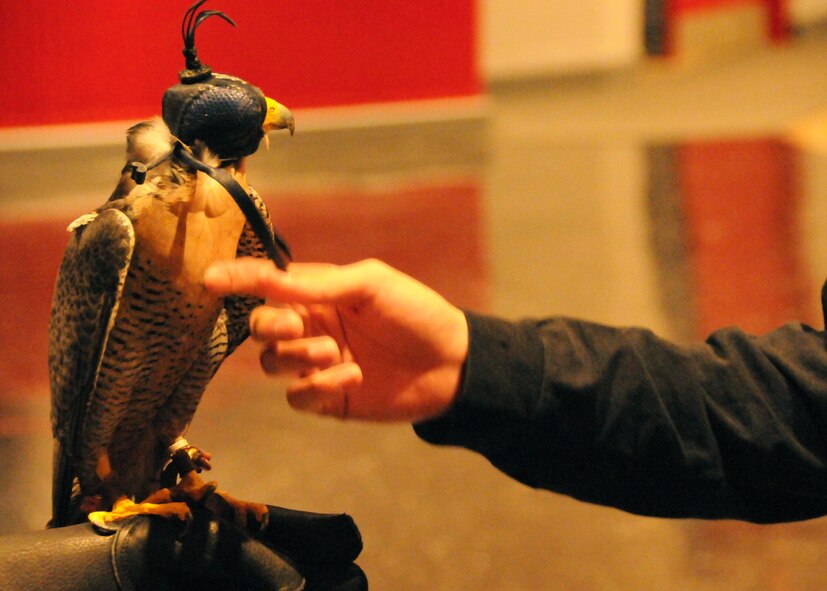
[87,496,191,530]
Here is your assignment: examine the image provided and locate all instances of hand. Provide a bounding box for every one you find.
[205,258,469,422]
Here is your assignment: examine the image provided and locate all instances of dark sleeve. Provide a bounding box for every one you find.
[414,309,827,523]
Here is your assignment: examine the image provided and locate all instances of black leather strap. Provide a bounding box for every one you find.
[174,145,291,270]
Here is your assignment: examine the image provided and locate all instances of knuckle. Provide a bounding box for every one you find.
[359,258,387,273]
[353,258,391,288]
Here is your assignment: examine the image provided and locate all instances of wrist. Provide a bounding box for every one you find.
[414,307,469,422]
[441,307,470,411]
[413,312,545,440]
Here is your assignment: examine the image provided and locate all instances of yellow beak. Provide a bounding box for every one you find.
[263,97,295,136]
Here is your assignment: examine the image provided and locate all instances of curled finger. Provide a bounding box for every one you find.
[250,306,304,342]
[286,363,363,418]
[259,336,343,375]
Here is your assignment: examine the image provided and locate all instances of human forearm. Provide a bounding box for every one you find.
[416,313,827,523]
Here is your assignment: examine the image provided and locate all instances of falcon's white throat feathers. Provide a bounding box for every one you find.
[120,118,245,219]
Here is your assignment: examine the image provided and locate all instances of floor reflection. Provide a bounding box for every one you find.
[649,137,819,339]
[266,179,488,310]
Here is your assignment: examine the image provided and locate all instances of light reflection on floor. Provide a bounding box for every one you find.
[3,31,827,591]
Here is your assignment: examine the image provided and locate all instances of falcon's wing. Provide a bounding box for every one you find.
[222,187,291,356]
[48,208,135,527]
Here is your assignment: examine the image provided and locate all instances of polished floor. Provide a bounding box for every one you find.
[3,29,827,590]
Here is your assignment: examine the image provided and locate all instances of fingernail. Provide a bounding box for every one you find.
[307,339,337,359]
[338,363,363,389]
[322,363,362,390]
[274,312,303,337]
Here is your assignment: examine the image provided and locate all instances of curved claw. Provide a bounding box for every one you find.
[203,491,269,534]
[193,481,218,505]
[171,471,217,505]
[258,507,270,532]
[177,508,196,540]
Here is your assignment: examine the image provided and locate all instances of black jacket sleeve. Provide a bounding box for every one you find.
[414,289,827,523]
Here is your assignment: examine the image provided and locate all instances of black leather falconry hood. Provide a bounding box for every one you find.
[162,0,268,161]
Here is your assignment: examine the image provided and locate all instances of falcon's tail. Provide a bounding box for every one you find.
[49,439,80,528]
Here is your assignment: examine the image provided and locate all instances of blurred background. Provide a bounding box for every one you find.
[3,0,827,589]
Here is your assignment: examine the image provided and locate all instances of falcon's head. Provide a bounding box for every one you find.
[161,0,294,161]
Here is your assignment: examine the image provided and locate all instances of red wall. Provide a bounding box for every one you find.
[0,1,480,128]
[672,0,763,11]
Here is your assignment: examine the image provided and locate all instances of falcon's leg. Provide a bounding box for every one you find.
[149,318,269,530]
[142,468,217,504]
[204,489,270,531]
[85,451,195,530]
[168,441,269,532]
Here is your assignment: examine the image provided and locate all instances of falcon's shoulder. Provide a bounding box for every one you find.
[49,207,135,442]
[49,207,134,526]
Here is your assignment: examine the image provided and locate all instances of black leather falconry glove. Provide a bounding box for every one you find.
[0,505,367,591]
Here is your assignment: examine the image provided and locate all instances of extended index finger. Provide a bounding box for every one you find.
[205,258,374,305]
[204,257,281,298]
